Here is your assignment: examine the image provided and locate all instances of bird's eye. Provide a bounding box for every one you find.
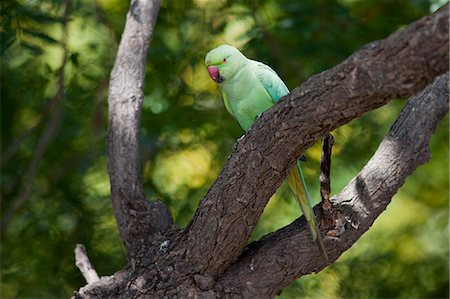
[222,58,227,63]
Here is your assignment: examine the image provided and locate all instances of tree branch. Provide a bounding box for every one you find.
[181,5,448,276]
[75,244,100,284]
[216,71,449,298]
[74,5,448,298]
[320,134,334,211]
[106,0,173,259]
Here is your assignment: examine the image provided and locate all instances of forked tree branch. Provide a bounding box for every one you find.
[216,72,449,297]
[74,74,449,299]
[76,4,448,298]
[181,5,448,277]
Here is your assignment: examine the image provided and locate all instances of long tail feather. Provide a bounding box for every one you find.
[287,160,328,260]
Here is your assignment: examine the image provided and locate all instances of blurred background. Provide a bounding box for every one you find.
[1,0,448,298]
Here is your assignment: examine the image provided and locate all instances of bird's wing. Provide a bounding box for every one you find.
[252,60,290,103]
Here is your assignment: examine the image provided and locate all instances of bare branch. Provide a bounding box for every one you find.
[182,5,448,276]
[75,244,100,284]
[217,71,449,297]
[106,0,173,258]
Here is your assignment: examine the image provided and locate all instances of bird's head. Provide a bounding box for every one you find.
[205,44,245,84]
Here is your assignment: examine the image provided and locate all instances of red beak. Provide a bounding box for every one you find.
[207,66,224,83]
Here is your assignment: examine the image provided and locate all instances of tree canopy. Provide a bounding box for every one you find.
[1,0,448,298]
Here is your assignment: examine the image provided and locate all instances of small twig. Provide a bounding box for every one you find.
[320,134,334,211]
[74,244,100,284]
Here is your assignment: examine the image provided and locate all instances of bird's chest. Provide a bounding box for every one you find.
[222,77,273,131]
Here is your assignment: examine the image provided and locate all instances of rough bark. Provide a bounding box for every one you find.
[182,4,448,277]
[216,72,449,298]
[320,134,334,211]
[75,3,449,298]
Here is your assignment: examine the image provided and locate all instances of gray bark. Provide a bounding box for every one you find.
[106,0,173,260]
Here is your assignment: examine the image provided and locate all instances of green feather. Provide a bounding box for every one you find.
[205,44,328,259]
[254,61,289,103]
[222,93,235,119]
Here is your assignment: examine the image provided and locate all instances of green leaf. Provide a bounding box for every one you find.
[20,41,43,55]
[22,28,59,45]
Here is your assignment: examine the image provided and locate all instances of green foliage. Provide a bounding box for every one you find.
[1,0,448,298]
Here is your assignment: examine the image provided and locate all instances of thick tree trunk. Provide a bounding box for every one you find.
[74,2,449,298]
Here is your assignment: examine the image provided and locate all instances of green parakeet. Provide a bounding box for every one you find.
[205,44,327,259]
